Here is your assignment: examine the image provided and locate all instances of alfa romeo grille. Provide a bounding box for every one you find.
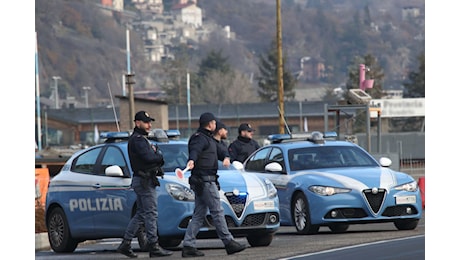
[362,188,386,214]
[225,194,247,218]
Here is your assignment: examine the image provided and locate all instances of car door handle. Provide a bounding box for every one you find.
[92,183,102,189]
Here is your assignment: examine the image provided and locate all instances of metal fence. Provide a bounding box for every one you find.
[400,158,425,180]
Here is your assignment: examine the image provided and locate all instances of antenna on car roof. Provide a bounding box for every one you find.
[107,82,120,132]
[277,106,291,135]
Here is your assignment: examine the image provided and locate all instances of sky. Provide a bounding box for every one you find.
[1,1,455,258]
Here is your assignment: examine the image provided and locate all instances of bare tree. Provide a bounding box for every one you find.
[200,70,259,104]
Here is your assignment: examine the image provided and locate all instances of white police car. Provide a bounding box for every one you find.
[241,131,423,235]
[45,129,279,253]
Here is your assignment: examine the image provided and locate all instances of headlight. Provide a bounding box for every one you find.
[165,183,195,201]
[308,185,351,196]
[264,178,277,198]
[394,181,418,192]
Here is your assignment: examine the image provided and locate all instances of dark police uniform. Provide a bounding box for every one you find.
[119,126,171,257]
[182,126,245,255]
[228,135,260,163]
[129,127,164,178]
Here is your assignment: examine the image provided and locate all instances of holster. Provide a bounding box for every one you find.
[189,174,204,196]
[138,170,160,188]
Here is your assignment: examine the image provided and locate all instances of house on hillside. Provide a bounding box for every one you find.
[171,1,202,28]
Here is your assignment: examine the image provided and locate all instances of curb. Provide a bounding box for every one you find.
[35,233,97,251]
[35,233,50,251]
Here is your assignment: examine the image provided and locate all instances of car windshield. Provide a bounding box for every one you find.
[157,143,189,172]
[288,146,379,170]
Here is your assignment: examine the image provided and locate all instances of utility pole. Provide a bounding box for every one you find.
[82,86,91,108]
[276,0,285,134]
[52,76,61,109]
[126,73,136,129]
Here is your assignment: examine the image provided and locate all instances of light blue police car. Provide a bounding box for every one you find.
[242,131,423,235]
[45,130,279,253]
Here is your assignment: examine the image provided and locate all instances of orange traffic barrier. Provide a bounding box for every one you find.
[35,168,50,207]
[418,177,425,209]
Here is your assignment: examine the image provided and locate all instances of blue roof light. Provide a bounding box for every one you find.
[267,131,337,144]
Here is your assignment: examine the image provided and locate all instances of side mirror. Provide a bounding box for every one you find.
[105,165,124,177]
[232,161,244,170]
[265,162,283,172]
[379,157,392,167]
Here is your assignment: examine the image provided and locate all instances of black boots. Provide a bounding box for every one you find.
[117,239,138,258]
[149,242,173,257]
[182,246,205,257]
[225,240,246,255]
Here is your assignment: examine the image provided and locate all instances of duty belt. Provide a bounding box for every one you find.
[201,175,217,182]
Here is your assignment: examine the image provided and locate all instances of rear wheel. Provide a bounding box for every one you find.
[292,193,319,235]
[47,207,78,253]
[246,232,274,247]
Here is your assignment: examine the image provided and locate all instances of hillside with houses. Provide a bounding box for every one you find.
[36,0,424,109]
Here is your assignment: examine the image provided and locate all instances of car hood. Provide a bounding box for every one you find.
[166,169,269,200]
[293,167,415,191]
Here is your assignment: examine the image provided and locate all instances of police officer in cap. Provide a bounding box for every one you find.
[117,111,172,258]
[228,123,260,163]
[182,112,246,257]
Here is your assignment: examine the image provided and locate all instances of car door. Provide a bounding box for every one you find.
[245,147,289,189]
[89,145,136,237]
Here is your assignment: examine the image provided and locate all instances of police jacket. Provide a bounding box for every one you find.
[128,127,164,177]
[188,127,227,177]
[228,135,260,163]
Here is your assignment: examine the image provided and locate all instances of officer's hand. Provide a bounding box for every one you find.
[223,157,230,167]
[187,160,195,170]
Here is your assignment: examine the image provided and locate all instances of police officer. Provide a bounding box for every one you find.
[213,120,230,159]
[228,123,260,163]
[182,112,246,257]
[117,111,172,258]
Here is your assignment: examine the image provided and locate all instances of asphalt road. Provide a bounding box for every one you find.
[36,211,425,260]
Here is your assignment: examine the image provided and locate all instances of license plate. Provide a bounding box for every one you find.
[254,200,275,210]
[396,195,416,204]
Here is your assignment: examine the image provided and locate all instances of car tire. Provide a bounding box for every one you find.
[394,219,419,230]
[246,232,274,247]
[292,193,319,235]
[159,238,182,248]
[328,223,349,233]
[47,207,78,253]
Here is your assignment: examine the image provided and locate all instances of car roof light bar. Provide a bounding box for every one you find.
[100,129,176,143]
[164,129,181,139]
[267,131,337,144]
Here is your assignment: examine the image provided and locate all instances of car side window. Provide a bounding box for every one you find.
[72,147,102,175]
[268,148,285,172]
[100,146,128,176]
[245,148,271,172]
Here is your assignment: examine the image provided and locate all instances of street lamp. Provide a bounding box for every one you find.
[82,86,91,108]
[52,76,61,109]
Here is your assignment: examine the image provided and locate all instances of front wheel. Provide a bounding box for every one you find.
[292,193,319,235]
[47,207,78,253]
[394,219,419,230]
[246,232,274,247]
[328,224,349,233]
[159,238,182,248]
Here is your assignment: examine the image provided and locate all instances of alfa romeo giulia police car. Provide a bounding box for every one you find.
[241,131,422,235]
[45,129,280,253]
